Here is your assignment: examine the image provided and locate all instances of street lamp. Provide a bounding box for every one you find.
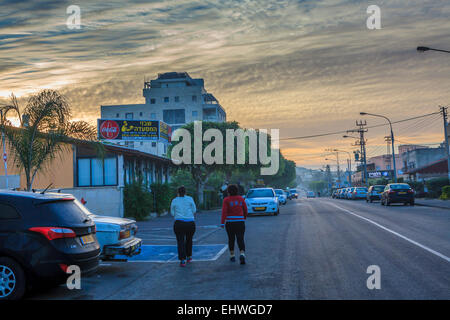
[0,109,7,189]
[360,112,397,182]
[417,46,450,54]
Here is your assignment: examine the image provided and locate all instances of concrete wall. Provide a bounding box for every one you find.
[0,175,20,189]
[59,186,124,217]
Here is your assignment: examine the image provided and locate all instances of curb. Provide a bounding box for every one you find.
[414,202,450,210]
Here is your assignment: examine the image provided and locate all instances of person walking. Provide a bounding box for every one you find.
[170,186,197,267]
[221,184,248,264]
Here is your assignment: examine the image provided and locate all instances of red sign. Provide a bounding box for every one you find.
[99,120,120,139]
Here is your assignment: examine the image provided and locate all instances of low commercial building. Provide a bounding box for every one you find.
[0,139,172,217]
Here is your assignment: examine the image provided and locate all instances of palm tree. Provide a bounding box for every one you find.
[0,90,103,191]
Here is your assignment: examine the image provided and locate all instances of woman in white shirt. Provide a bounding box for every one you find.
[170,186,197,267]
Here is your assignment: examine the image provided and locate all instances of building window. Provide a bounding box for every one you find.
[116,113,120,118]
[125,113,133,119]
[77,157,118,187]
[164,97,169,103]
[152,142,157,147]
[150,113,156,119]
[192,110,198,118]
[139,112,143,117]
[163,109,185,124]
[175,96,180,102]
[192,95,197,102]
[150,98,156,104]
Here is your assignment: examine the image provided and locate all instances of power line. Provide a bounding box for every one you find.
[280,111,440,141]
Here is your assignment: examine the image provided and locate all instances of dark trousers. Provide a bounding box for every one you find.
[225,221,245,252]
[173,220,196,260]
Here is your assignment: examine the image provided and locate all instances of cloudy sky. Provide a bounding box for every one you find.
[1,0,450,168]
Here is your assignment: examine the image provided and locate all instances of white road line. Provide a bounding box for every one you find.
[327,202,450,263]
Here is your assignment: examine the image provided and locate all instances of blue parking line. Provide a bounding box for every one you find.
[116,244,227,262]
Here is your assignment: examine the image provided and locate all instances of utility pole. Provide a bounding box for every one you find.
[347,121,368,187]
[325,149,341,186]
[440,106,450,182]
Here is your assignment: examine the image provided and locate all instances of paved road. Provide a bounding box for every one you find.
[30,198,450,299]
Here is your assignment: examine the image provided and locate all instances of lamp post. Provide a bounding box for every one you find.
[330,149,352,187]
[0,110,7,189]
[417,46,450,54]
[360,112,397,182]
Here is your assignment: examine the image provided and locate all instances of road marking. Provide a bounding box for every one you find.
[327,202,450,263]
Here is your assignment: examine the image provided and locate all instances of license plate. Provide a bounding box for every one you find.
[254,207,266,211]
[398,192,407,195]
[80,234,95,245]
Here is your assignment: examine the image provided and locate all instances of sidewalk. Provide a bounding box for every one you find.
[415,198,450,210]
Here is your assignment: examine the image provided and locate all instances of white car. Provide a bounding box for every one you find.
[274,189,287,205]
[245,188,280,216]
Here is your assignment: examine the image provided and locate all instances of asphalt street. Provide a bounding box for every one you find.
[30,197,450,300]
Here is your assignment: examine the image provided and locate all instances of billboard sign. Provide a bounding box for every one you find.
[98,119,171,142]
[368,171,391,179]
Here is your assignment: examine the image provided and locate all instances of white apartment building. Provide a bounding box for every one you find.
[100,72,227,155]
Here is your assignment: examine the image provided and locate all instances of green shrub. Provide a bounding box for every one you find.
[440,185,450,200]
[123,180,153,221]
[151,182,176,215]
[425,177,449,198]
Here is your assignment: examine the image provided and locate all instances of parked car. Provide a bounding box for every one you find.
[274,189,287,205]
[340,188,349,199]
[346,187,355,199]
[349,187,368,200]
[85,212,142,261]
[0,191,100,300]
[366,185,385,202]
[307,191,315,198]
[381,183,415,206]
[245,188,280,216]
[332,189,339,198]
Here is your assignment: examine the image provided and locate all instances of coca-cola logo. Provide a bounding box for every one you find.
[99,120,120,139]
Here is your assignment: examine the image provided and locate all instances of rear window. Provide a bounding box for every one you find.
[390,184,411,190]
[39,199,91,224]
[357,188,368,191]
[373,186,385,192]
[0,203,20,220]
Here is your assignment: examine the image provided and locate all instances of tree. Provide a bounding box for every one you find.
[259,153,296,189]
[168,121,264,205]
[0,90,102,191]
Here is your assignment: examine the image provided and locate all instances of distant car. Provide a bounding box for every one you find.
[349,187,368,200]
[346,187,355,199]
[381,183,415,206]
[366,185,385,202]
[88,214,142,261]
[339,188,349,199]
[274,189,287,205]
[332,190,339,198]
[0,191,100,300]
[307,191,315,198]
[289,189,298,199]
[245,188,280,216]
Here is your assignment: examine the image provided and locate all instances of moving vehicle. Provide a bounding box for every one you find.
[289,189,298,199]
[0,191,100,300]
[307,191,315,198]
[366,185,385,202]
[349,187,368,200]
[274,189,287,205]
[381,183,415,206]
[245,188,280,216]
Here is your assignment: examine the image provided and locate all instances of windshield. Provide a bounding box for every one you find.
[247,189,275,198]
[390,184,411,190]
[290,190,297,194]
[274,190,284,195]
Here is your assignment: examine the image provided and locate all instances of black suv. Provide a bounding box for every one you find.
[0,191,100,300]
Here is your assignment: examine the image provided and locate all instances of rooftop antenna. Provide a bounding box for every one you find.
[40,183,53,194]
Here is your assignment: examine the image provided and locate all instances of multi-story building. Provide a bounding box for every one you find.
[100,72,227,155]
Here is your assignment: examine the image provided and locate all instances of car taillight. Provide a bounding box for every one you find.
[408,189,414,193]
[388,190,395,194]
[29,227,76,240]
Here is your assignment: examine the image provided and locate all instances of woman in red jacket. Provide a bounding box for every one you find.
[221,184,248,264]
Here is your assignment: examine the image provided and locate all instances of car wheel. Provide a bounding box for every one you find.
[0,257,26,300]
[274,209,280,216]
[410,201,415,206]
